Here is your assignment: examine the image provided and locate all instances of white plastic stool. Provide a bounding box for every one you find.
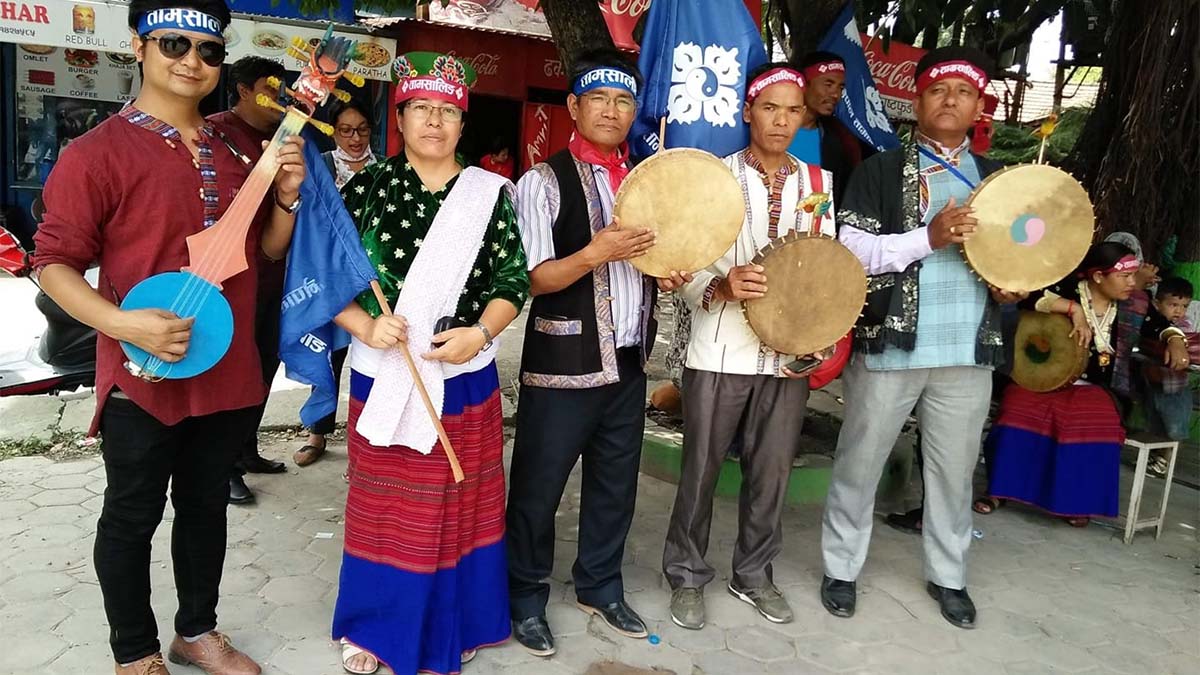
[1118,434,1180,544]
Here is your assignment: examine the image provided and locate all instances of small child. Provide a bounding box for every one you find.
[1140,277,1199,475]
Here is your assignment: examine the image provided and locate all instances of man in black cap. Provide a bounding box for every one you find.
[818,46,1025,630]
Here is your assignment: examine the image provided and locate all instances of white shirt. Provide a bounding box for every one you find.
[680,151,836,376]
[516,161,644,348]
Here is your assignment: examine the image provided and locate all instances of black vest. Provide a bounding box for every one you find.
[519,150,657,389]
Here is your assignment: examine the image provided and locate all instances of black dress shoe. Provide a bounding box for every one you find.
[241,455,287,474]
[927,582,976,629]
[884,507,923,536]
[512,616,555,657]
[820,575,856,618]
[576,599,648,639]
[228,476,255,505]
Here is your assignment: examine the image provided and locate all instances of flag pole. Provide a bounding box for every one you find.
[658,117,667,154]
[369,280,465,483]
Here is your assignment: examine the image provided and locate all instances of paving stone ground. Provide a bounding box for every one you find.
[1,434,1197,675]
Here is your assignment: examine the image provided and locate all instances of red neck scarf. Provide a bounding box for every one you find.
[568,132,630,194]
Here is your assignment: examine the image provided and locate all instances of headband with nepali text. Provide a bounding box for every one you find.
[915,60,989,96]
[1083,255,1140,278]
[572,67,638,98]
[802,60,845,83]
[136,8,223,38]
[746,67,805,103]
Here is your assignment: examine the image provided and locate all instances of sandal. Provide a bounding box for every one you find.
[1147,455,1169,478]
[972,496,1006,515]
[461,648,477,664]
[294,444,327,467]
[1064,517,1090,528]
[340,639,378,675]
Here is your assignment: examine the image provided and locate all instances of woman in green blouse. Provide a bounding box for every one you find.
[328,52,529,675]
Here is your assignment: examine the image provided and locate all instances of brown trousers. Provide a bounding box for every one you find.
[662,368,810,591]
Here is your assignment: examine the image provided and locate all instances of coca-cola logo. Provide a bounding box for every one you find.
[865,49,918,94]
[446,50,501,77]
[603,0,650,16]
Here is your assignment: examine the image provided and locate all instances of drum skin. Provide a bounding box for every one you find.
[963,164,1093,293]
[743,233,867,357]
[1011,310,1089,392]
[614,148,744,278]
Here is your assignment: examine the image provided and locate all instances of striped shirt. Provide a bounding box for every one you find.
[516,161,643,348]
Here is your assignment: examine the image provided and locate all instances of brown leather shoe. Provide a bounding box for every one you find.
[115,653,170,675]
[167,631,261,675]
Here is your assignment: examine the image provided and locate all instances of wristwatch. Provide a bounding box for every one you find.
[274,191,302,214]
[474,322,494,350]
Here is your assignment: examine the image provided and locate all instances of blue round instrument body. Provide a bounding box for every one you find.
[119,271,234,380]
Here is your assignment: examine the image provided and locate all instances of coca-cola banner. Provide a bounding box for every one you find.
[860,33,926,121]
[520,102,573,172]
[600,0,651,50]
[403,25,526,99]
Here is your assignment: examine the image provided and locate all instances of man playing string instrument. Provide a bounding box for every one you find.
[32,0,305,671]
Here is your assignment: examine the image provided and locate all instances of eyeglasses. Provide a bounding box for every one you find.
[406,102,464,123]
[335,124,372,139]
[141,33,226,68]
[582,92,636,114]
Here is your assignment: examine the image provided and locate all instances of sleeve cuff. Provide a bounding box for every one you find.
[701,277,722,311]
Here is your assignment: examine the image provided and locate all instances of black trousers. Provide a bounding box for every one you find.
[96,397,255,663]
[235,280,282,470]
[308,347,348,435]
[506,348,646,620]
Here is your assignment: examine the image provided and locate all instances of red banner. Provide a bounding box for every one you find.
[860,33,926,121]
[521,102,572,173]
[600,0,651,50]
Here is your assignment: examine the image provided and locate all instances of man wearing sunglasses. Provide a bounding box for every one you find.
[209,55,291,506]
[506,47,659,657]
[32,0,305,673]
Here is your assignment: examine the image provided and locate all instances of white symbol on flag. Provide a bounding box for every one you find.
[667,42,742,128]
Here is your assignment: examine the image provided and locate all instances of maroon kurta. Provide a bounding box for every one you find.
[33,112,269,433]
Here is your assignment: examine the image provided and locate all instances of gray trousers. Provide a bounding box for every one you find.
[663,368,810,590]
[821,358,991,589]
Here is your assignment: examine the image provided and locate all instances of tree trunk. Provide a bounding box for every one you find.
[1067,0,1199,260]
[540,0,616,73]
[778,0,847,61]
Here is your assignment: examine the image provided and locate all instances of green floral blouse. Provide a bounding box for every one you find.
[340,155,530,323]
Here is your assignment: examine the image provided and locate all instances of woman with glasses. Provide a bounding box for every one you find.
[323,98,378,189]
[329,52,528,675]
[293,98,378,469]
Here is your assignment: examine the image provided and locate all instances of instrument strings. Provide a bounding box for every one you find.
[137,112,306,377]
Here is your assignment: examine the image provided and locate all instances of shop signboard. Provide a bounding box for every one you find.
[15,42,140,103]
[860,33,926,121]
[1,0,135,52]
[224,17,397,82]
[426,0,651,50]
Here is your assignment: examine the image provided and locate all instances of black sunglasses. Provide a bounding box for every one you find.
[141,32,226,68]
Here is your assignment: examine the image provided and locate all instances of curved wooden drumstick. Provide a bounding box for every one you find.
[370,280,465,483]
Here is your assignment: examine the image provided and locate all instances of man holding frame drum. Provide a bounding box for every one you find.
[661,62,836,631]
[819,47,1026,630]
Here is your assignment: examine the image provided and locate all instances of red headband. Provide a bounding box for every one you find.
[746,67,805,103]
[394,75,469,111]
[802,60,845,82]
[1083,254,1140,277]
[915,60,989,96]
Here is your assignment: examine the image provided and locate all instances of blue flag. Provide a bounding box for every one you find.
[818,2,900,151]
[278,129,376,427]
[630,0,767,159]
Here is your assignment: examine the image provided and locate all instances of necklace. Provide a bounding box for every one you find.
[1078,281,1117,366]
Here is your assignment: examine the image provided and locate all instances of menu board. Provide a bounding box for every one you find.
[0,0,135,53]
[223,17,397,82]
[15,43,141,104]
